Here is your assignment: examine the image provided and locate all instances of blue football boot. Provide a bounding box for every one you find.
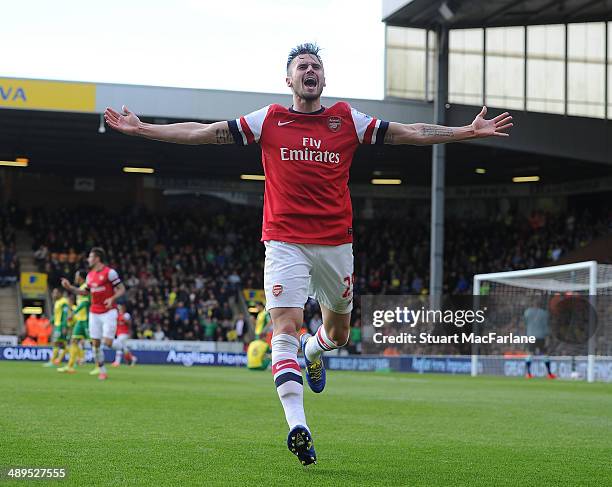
[300,333,326,393]
[287,425,316,466]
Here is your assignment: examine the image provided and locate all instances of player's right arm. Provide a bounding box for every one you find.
[60,278,89,295]
[73,297,89,314]
[104,105,233,145]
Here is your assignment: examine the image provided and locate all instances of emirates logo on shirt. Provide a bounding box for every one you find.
[328,116,341,132]
[272,284,283,297]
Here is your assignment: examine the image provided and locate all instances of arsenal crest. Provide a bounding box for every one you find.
[327,116,341,132]
[272,284,283,297]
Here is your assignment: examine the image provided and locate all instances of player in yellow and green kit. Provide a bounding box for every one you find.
[248,302,272,370]
[58,270,90,373]
[254,301,271,338]
[247,337,272,370]
[44,288,70,367]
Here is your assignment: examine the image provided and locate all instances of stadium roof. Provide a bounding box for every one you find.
[383,0,612,29]
[1,107,610,186]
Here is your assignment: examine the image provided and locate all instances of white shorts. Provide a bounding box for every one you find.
[113,334,130,348]
[264,240,354,314]
[89,309,118,340]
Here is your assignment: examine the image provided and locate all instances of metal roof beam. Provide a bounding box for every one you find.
[562,0,607,20]
[482,0,530,24]
[525,0,566,23]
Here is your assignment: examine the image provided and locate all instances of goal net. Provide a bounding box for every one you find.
[472,261,612,382]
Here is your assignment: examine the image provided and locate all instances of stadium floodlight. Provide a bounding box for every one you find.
[123,167,154,174]
[512,175,540,183]
[371,178,402,185]
[0,158,28,167]
[98,113,106,134]
[473,261,612,383]
[240,174,265,181]
[22,306,43,314]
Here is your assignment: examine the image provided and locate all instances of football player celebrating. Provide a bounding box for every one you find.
[104,43,512,465]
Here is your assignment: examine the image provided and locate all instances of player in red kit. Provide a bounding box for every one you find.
[62,247,126,381]
[104,43,513,465]
[112,304,137,367]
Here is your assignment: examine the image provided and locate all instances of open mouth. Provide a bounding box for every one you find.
[303,76,317,88]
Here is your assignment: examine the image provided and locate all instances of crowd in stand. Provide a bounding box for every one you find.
[353,207,611,296]
[23,202,611,349]
[29,204,262,342]
[0,204,20,287]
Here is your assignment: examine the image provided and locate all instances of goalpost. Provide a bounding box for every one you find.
[472,261,612,383]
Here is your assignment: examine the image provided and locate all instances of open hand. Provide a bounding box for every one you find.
[104,105,141,135]
[60,278,71,290]
[471,106,513,138]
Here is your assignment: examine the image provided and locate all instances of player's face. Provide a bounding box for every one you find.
[87,252,98,268]
[52,289,60,300]
[286,54,325,100]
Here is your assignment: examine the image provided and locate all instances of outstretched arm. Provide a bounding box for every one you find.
[104,105,233,145]
[383,106,512,145]
[61,278,88,295]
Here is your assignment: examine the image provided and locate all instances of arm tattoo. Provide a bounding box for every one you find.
[383,131,394,144]
[215,128,233,144]
[420,125,454,137]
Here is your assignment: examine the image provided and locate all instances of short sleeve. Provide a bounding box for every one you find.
[108,268,122,287]
[228,105,271,145]
[350,106,389,145]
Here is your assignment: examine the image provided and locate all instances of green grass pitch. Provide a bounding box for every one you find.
[0,362,611,486]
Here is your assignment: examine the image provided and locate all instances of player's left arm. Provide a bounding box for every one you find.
[383,106,512,145]
[103,269,126,309]
[103,283,126,309]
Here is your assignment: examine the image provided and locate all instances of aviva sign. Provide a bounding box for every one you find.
[0,77,95,112]
[0,86,26,102]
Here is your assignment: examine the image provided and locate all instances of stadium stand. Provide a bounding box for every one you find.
[28,204,262,341]
[0,203,20,288]
[354,207,612,296]
[26,203,611,347]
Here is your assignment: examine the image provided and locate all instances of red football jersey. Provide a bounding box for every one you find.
[116,312,131,336]
[228,102,388,245]
[86,266,121,314]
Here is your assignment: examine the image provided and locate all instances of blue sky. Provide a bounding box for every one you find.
[3,0,385,99]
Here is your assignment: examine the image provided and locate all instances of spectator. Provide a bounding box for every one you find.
[234,313,246,341]
[348,319,362,354]
[154,324,166,341]
[202,316,218,341]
